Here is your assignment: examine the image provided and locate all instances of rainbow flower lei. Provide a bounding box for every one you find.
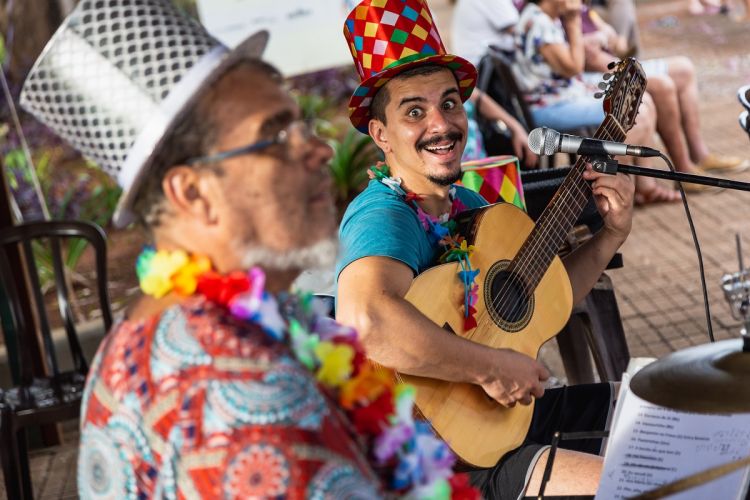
[368,163,480,331]
[135,246,480,499]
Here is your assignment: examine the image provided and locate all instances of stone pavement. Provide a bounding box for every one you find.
[3,1,750,498]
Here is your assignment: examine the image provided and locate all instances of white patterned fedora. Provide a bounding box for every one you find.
[20,0,268,227]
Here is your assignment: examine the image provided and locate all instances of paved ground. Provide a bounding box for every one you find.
[603,0,750,358]
[3,0,750,498]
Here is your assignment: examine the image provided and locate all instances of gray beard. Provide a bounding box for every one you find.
[238,237,339,273]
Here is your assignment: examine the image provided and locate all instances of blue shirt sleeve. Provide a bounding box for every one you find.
[336,182,434,280]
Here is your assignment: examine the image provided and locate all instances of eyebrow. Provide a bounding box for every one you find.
[257,109,295,137]
[398,87,460,108]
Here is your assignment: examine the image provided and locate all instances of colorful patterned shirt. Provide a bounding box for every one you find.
[77,296,381,499]
[513,3,594,108]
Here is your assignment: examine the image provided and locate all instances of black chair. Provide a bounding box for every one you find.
[476,48,537,138]
[0,220,112,499]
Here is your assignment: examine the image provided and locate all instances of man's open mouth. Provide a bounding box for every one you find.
[422,140,458,155]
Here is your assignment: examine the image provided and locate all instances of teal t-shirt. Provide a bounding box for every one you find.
[335,180,488,280]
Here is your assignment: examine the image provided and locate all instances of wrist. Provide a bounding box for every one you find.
[469,346,498,386]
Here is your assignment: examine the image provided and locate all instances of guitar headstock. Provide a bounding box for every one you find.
[595,58,647,134]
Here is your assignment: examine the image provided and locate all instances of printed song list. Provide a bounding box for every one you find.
[596,389,750,499]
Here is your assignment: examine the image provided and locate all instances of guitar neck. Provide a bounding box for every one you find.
[512,116,627,290]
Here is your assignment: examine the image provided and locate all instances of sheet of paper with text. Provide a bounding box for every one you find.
[596,386,750,499]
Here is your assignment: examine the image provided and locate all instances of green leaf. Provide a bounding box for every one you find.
[0,34,6,67]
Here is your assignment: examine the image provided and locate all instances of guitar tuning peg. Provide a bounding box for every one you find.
[607,61,617,70]
[603,73,613,80]
[594,92,604,99]
[598,81,608,90]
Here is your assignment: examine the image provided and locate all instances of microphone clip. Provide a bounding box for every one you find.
[590,155,620,175]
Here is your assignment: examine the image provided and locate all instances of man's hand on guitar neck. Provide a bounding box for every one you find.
[477,349,550,407]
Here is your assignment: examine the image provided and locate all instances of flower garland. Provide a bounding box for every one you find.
[368,163,480,331]
[135,247,480,499]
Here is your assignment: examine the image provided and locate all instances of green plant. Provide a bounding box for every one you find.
[293,92,340,140]
[328,129,381,213]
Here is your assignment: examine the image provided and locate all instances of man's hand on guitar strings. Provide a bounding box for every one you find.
[478,348,550,408]
[582,163,634,242]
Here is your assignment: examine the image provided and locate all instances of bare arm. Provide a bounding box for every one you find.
[336,256,549,406]
[539,1,585,78]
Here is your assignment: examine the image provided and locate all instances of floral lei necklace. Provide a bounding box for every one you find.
[135,247,480,499]
[368,163,480,331]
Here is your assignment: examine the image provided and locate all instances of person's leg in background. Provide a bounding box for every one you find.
[593,0,641,56]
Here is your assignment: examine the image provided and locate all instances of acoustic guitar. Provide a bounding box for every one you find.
[400,58,648,467]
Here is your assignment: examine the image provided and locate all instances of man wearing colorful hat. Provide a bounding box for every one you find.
[336,0,637,497]
[18,1,482,498]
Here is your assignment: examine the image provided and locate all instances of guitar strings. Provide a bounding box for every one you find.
[470,114,625,339]
[477,115,623,334]
[481,116,620,332]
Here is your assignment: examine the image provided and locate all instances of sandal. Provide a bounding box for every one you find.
[676,181,724,194]
[696,153,749,173]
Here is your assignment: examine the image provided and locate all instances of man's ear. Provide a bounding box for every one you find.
[368,118,391,154]
[161,166,219,225]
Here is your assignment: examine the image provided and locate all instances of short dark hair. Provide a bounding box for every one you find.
[370,64,454,126]
[131,59,281,230]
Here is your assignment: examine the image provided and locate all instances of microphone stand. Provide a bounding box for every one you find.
[589,156,750,191]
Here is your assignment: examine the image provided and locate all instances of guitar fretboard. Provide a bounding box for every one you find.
[509,115,627,290]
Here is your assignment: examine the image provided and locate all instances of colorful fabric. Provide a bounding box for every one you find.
[343,0,477,133]
[78,298,380,499]
[460,155,526,211]
[80,256,480,499]
[514,3,597,108]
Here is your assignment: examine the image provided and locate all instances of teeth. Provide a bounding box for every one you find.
[425,141,456,152]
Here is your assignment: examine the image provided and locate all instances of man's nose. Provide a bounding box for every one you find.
[426,107,451,133]
[303,135,333,172]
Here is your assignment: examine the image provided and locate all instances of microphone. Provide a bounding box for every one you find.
[528,127,661,158]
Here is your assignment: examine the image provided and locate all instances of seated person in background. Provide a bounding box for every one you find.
[452,0,538,167]
[582,5,744,184]
[588,0,641,56]
[339,0,629,497]
[21,1,479,497]
[514,0,678,203]
[452,0,521,65]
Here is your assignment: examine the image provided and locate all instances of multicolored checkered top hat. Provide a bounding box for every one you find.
[343,0,477,133]
[20,0,268,228]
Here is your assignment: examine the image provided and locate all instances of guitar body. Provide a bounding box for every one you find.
[401,203,573,467]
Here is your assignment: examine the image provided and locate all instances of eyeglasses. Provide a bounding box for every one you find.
[185,120,314,166]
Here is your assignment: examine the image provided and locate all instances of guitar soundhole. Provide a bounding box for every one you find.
[485,261,533,332]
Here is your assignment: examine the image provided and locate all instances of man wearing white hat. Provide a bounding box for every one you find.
[20,1,484,498]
